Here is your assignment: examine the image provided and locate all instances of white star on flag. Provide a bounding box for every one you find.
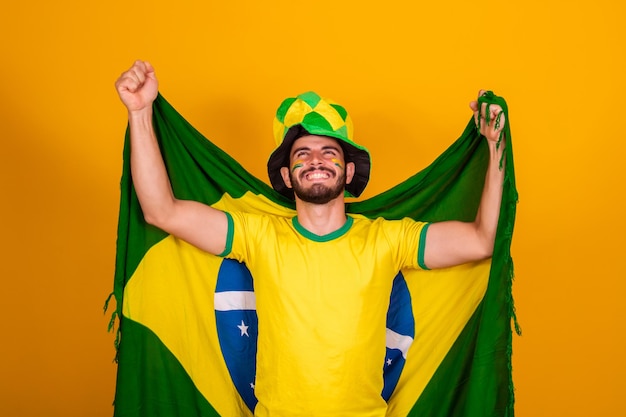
[238,320,249,337]
[386,358,392,366]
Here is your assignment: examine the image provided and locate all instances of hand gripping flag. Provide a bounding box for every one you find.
[106,92,518,417]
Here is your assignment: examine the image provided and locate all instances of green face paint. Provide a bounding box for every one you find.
[331,158,344,170]
[291,160,304,173]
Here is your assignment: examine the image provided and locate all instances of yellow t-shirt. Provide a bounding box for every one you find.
[222,213,429,417]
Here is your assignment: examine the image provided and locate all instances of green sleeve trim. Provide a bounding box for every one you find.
[417,223,431,270]
[217,211,234,257]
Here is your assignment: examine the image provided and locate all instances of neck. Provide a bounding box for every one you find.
[294,195,347,235]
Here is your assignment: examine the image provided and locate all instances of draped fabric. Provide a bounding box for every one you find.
[107,93,518,416]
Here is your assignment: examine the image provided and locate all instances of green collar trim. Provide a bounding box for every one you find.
[292,215,354,242]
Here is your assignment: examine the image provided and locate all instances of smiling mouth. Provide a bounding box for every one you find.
[305,171,332,180]
[299,167,335,181]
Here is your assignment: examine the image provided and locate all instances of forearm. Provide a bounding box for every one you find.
[128,107,177,226]
[473,139,505,255]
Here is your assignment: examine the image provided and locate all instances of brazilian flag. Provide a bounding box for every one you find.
[107,93,518,416]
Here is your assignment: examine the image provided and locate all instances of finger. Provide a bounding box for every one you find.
[488,104,502,118]
[485,111,505,139]
[488,105,504,130]
[477,101,494,132]
[129,64,147,86]
[473,110,480,128]
[126,61,153,91]
[479,102,501,121]
[133,59,149,74]
[116,71,142,93]
[480,101,489,122]
[115,72,132,91]
[495,111,505,132]
[143,61,156,79]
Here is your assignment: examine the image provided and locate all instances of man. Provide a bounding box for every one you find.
[115,60,505,417]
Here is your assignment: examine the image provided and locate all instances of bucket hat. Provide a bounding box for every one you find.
[267,91,371,198]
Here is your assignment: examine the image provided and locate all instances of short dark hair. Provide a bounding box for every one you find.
[290,125,311,141]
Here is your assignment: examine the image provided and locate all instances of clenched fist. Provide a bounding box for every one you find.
[115,60,159,113]
[470,90,505,143]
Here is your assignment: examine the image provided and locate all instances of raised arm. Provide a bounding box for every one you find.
[423,90,506,269]
[115,60,229,255]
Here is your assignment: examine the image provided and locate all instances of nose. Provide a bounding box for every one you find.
[309,151,323,166]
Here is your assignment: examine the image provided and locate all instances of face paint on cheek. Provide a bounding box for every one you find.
[291,160,304,173]
[331,158,344,170]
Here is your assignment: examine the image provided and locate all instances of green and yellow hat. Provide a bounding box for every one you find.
[267,91,371,199]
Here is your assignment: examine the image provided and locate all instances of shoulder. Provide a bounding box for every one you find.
[352,216,429,240]
[353,216,426,229]
[228,211,291,232]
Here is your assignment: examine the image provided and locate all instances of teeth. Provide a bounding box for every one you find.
[307,172,330,179]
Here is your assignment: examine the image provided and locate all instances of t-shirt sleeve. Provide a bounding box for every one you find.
[384,217,431,271]
[218,211,270,265]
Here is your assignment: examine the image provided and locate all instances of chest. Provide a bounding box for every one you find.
[252,235,397,302]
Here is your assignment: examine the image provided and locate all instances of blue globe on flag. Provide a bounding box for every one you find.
[214,259,415,413]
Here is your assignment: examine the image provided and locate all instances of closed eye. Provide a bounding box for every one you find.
[292,145,311,158]
[322,146,341,156]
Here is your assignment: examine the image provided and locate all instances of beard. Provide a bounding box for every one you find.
[290,168,346,204]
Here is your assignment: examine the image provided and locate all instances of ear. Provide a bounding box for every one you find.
[280,166,293,189]
[345,161,356,184]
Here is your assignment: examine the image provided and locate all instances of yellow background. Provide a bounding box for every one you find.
[0,1,623,416]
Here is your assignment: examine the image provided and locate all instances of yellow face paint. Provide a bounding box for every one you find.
[331,158,344,170]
